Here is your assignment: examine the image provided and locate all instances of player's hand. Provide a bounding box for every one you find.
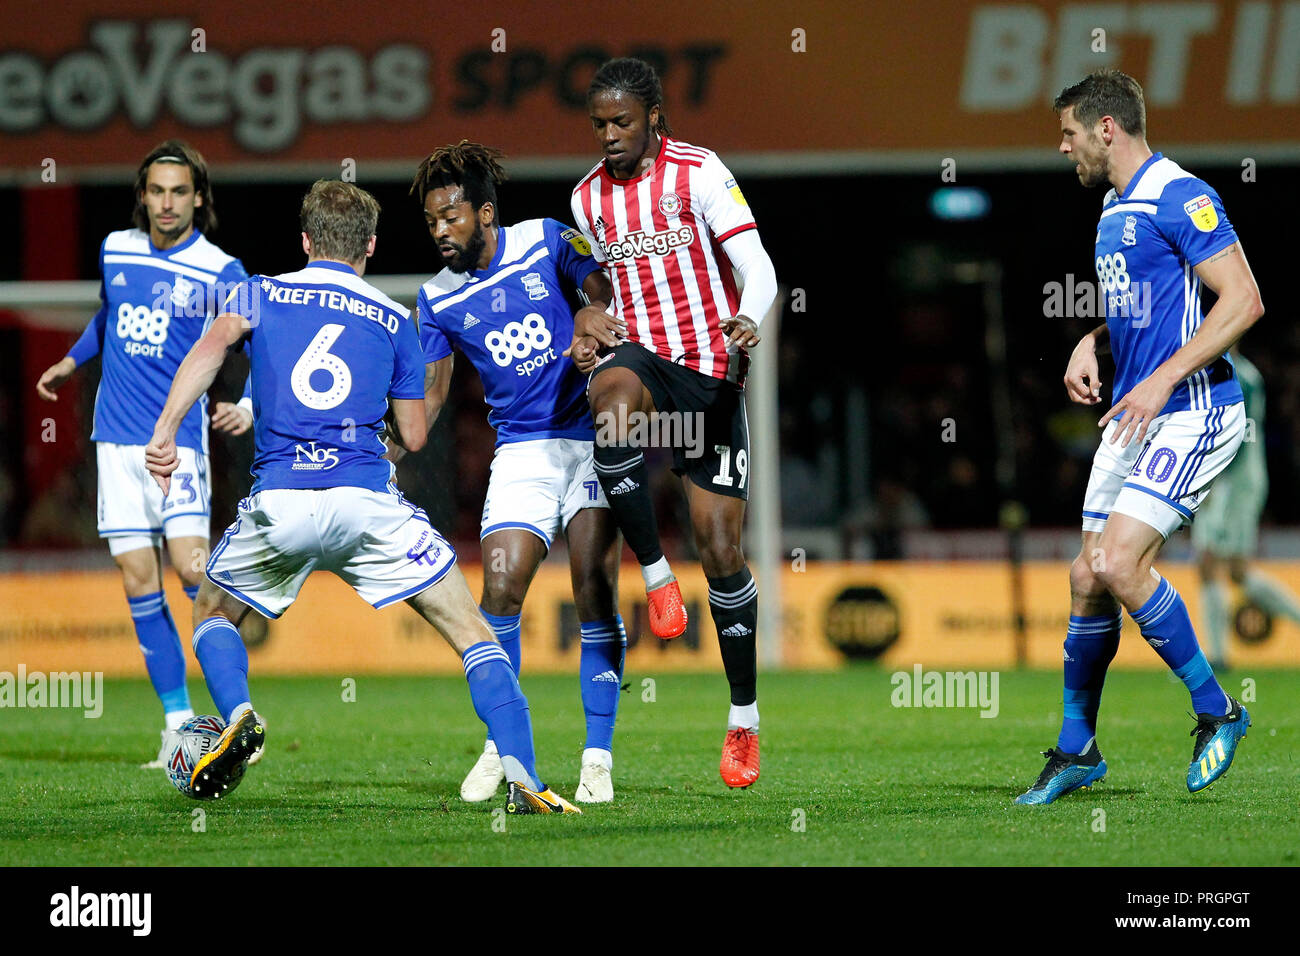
[571,304,625,348]
[383,437,408,464]
[1099,376,1175,448]
[566,335,601,374]
[1064,337,1103,405]
[211,401,253,435]
[720,315,760,350]
[36,357,76,402]
[144,433,180,494]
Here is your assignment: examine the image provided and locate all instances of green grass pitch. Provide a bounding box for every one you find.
[2,669,1297,866]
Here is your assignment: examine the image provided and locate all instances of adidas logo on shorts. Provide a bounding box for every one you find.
[720,624,753,638]
[609,477,639,495]
[590,670,620,683]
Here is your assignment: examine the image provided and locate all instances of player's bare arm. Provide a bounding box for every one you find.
[146,311,251,492]
[35,356,77,401]
[1064,324,1110,405]
[1100,242,1264,446]
[387,398,428,454]
[568,270,622,350]
[210,401,252,435]
[385,355,451,461]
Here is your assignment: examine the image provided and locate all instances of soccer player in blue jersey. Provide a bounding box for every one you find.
[35,141,253,769]
[1017,71,1264,804]
[144,180,578,813]
[407,143,627,804]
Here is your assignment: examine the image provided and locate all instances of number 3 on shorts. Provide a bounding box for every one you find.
[292,323,353,410]
[712,444,748,490]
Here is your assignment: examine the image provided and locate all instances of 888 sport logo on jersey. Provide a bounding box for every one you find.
[115,302,170,358]
[484,313,557,377]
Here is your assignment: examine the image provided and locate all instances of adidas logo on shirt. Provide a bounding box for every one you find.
[111,272,127,286]
[463,313,480,330]
[609,477,639,495]
[590,670,620,683]
[720,624,753,638]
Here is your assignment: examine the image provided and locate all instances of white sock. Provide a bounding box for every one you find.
[641,557,673,590]
[164,708,194,731]
[227,701,253,724]
[728,701,759,731]
[582,747,612,770]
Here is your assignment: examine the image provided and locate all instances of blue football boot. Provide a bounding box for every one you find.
[1187,695,1250,793]
[1015,739,1107,805]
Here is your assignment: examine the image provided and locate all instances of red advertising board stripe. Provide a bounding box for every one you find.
[2,1,1297,177]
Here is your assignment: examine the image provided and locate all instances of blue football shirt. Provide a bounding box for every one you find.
[223,261,426,494]
[417,218,601,445]
[69,229,248,453]
[1095,153,1243,416]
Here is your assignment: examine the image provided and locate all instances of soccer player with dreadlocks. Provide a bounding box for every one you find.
[566,58,778,788]
[408,141,628,803]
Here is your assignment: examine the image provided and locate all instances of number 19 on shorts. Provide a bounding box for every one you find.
[713,445,748,489]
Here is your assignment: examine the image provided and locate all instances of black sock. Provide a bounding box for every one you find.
[592,442,664,566]
[708,566,758,705]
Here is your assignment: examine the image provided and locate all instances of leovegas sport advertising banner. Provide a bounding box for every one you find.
[1,0,1298,175]
[4,562,1298,676]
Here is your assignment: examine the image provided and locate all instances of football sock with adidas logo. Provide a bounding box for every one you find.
[128,591,192,720]
[1132,575,1229,715]
[1058,611,1121,753]
[461,641,541,791]
[579,616,627,753]
[592,442,665,569]
[708,566,758,708]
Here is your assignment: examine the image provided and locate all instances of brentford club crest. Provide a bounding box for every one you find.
[658,192,682,217]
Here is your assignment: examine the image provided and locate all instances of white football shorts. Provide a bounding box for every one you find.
[206,483,456,619]
[479,437,608,549]
[1081,402,1246,539]
[97,441,209,554]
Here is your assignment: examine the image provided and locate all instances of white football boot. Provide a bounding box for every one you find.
[246,714,267,766]
[460,739,505,802]
[575,748,614,803]
[140,728,181,770]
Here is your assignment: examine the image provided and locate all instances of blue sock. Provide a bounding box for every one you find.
[462,641,540,790]
[192,616,251,723]
[1131,576,1228,715]
[183,584,199,602]
[128,591,190,716]
[478,609,521,745]
[1058,611,1121,753]
[580,615,627,753]
[478,609,522,673]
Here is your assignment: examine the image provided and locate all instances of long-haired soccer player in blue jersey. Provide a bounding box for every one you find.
[1016,71,1264,804]
[405,142,628,804]
[36,141,254,769]
[145,180,578,813]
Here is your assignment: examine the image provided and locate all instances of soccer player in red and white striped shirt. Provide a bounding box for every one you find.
[566,58,777,788]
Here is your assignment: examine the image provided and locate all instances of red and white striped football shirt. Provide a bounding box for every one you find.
[570,136,758,383]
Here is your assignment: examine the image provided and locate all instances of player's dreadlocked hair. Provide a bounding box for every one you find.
[132,139,217,234]
[587,57,673,136]
[409,141,508,224]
